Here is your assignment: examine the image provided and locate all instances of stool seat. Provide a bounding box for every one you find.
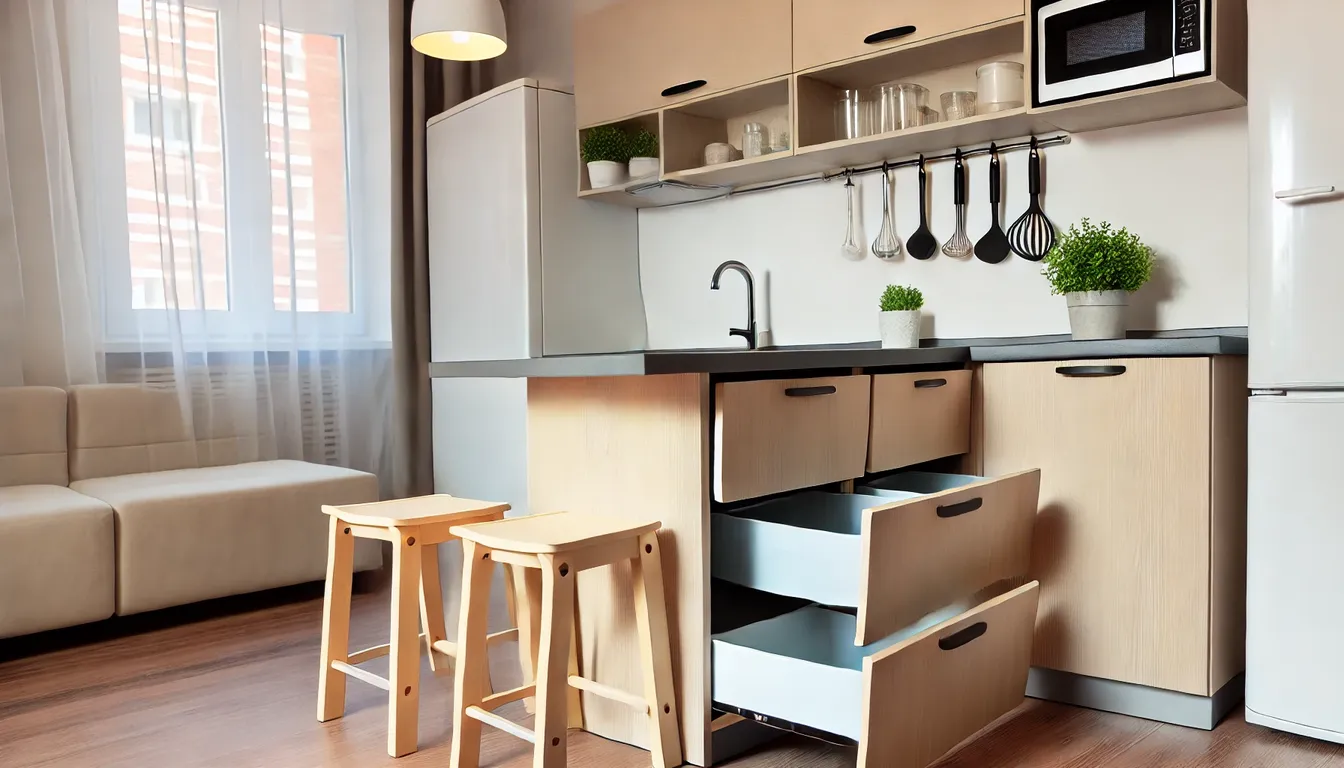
[324,494,509,528]
[451,510,659,554]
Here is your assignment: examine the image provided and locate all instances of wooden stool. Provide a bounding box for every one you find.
[448,511,682,768]
[317,495,517,758]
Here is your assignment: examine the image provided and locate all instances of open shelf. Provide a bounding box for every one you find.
[796,19,1025,149]
[577,177,668,208]
[662,77,793,176]
[1032,76,1245,133]
[577,111,661,195]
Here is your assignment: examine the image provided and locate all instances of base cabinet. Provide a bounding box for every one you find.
[978,357,1247,697]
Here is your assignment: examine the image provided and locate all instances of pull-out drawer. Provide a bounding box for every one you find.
[711,470,1039,644]
[712,582,1040,768]
[714,375,871,503]
[868,369,972,473]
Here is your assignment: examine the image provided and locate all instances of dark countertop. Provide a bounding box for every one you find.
[427,328,1247,379]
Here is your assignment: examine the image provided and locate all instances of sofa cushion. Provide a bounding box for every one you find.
[0,387,69,487]
[0,485,115,639]
[72,460,381,615]
[68,384,199,482]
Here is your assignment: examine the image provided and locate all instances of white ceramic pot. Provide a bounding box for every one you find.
[1065,290,1128,340]
[628,156,659,179]
[587,160,627,189]
[879,310,921,349]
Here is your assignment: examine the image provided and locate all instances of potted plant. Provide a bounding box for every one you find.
[581,125,630,189]
[1042,219,1155,340]
[879,284,924,349]
[628,128,660,180]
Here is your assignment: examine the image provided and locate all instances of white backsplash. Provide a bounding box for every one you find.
[638,108,1249,349]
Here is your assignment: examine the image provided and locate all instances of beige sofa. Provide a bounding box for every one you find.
[0,385,381,639]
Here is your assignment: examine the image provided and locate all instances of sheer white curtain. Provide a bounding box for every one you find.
[1,0,398,491]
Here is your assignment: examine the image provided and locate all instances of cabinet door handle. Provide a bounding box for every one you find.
[661,79,707,98]
[936,497,983,518]
[784,385,837,398]
[864,25,917,45]
[1056,365,1127,378]
[914,378,947,389]
[938,621,988,651]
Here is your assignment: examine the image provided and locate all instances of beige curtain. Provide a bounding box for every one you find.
[390,0,495,499]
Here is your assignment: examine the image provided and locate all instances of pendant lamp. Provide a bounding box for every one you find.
[410,0,508,61]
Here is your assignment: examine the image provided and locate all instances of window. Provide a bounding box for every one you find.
[69,0,390,343]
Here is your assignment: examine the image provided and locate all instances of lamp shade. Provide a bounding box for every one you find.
[411,0,508,61]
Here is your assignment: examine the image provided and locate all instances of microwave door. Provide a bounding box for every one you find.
[1035,0,1177,106]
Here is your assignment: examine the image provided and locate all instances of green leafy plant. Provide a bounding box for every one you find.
[1042,219,1155,295]
[879,285,924,312]
[628,128,659,159]
[581,125,631,164]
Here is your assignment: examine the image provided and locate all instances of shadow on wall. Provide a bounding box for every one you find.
[1129,255,1182,331]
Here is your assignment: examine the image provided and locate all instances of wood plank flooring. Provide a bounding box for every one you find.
[0,582,1340,768]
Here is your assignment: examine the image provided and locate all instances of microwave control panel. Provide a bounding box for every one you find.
[1176,0,1202,54]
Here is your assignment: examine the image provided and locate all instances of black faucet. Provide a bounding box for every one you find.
[710,260,757,350]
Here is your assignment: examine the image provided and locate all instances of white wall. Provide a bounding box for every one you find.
[639,108,1249,348]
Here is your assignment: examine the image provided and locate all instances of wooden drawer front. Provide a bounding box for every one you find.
[711,470,1039,645]
[714,375,870,503]
[868,369,972,472]
[712,582,1040,768]
[793,0,1025,72]
[980,357,1213,695]
[574,0,794,127]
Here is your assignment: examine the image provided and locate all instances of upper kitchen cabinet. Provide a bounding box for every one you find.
[572,0,793,128]
[792,0,1025,72]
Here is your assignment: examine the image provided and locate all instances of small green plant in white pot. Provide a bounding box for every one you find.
[581,125,631,189]
[1042,219,1155,340]
[879,285,924,349]
[628,128,660,180]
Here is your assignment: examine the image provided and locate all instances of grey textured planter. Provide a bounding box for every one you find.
[879,310,920,348]
[1065,290,1128,340]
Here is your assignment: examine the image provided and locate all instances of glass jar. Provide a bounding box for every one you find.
[940,90,978,122]
[873,82,928,133]
[976,61,1025,112]
[833,89,872,140]
[742,122,767,159]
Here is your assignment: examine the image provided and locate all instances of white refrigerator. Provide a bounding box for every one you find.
[1245,0,1344,744]
[426,78,645,515]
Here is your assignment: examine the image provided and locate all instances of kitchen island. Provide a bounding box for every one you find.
[431,329,1249,768]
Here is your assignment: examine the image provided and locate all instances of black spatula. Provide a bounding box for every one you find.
[907,155,938,260]
[975,143,1011,264]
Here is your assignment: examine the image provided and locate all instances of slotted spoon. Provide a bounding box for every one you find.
[1007,137,1057,261]
[942,149,973,258]
[975,143,1011,264]
[907,155,938,260]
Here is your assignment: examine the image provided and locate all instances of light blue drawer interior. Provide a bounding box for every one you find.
[711,603,964,740]
[711,490,919,607]
[859,470,983,497]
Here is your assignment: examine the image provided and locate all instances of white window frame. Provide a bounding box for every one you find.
[66,0,392,349]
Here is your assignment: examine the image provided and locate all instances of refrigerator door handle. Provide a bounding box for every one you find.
[1274,185,1340,204]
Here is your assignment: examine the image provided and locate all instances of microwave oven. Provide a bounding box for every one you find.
[1032,0,1211,107]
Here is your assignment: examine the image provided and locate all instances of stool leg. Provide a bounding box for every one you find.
[633,531,683,768]
[450,539,495,768]
[317,516,354,722]
[388,526,424,758]
[514,564,543,714]
[534,554,575,768]
[419,542,449,676]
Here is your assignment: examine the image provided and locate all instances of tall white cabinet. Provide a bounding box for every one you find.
[428,79,644,513]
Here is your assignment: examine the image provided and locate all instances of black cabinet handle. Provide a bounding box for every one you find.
[661,79,707,98]
[936,497,983,519]
[864,25,917,45]
[1056,365,1127,378]
[914,378,947,389]
[784,385,837,398]
[939,621,988,651]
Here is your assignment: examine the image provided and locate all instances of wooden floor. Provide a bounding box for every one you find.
[1,583,1341,768]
